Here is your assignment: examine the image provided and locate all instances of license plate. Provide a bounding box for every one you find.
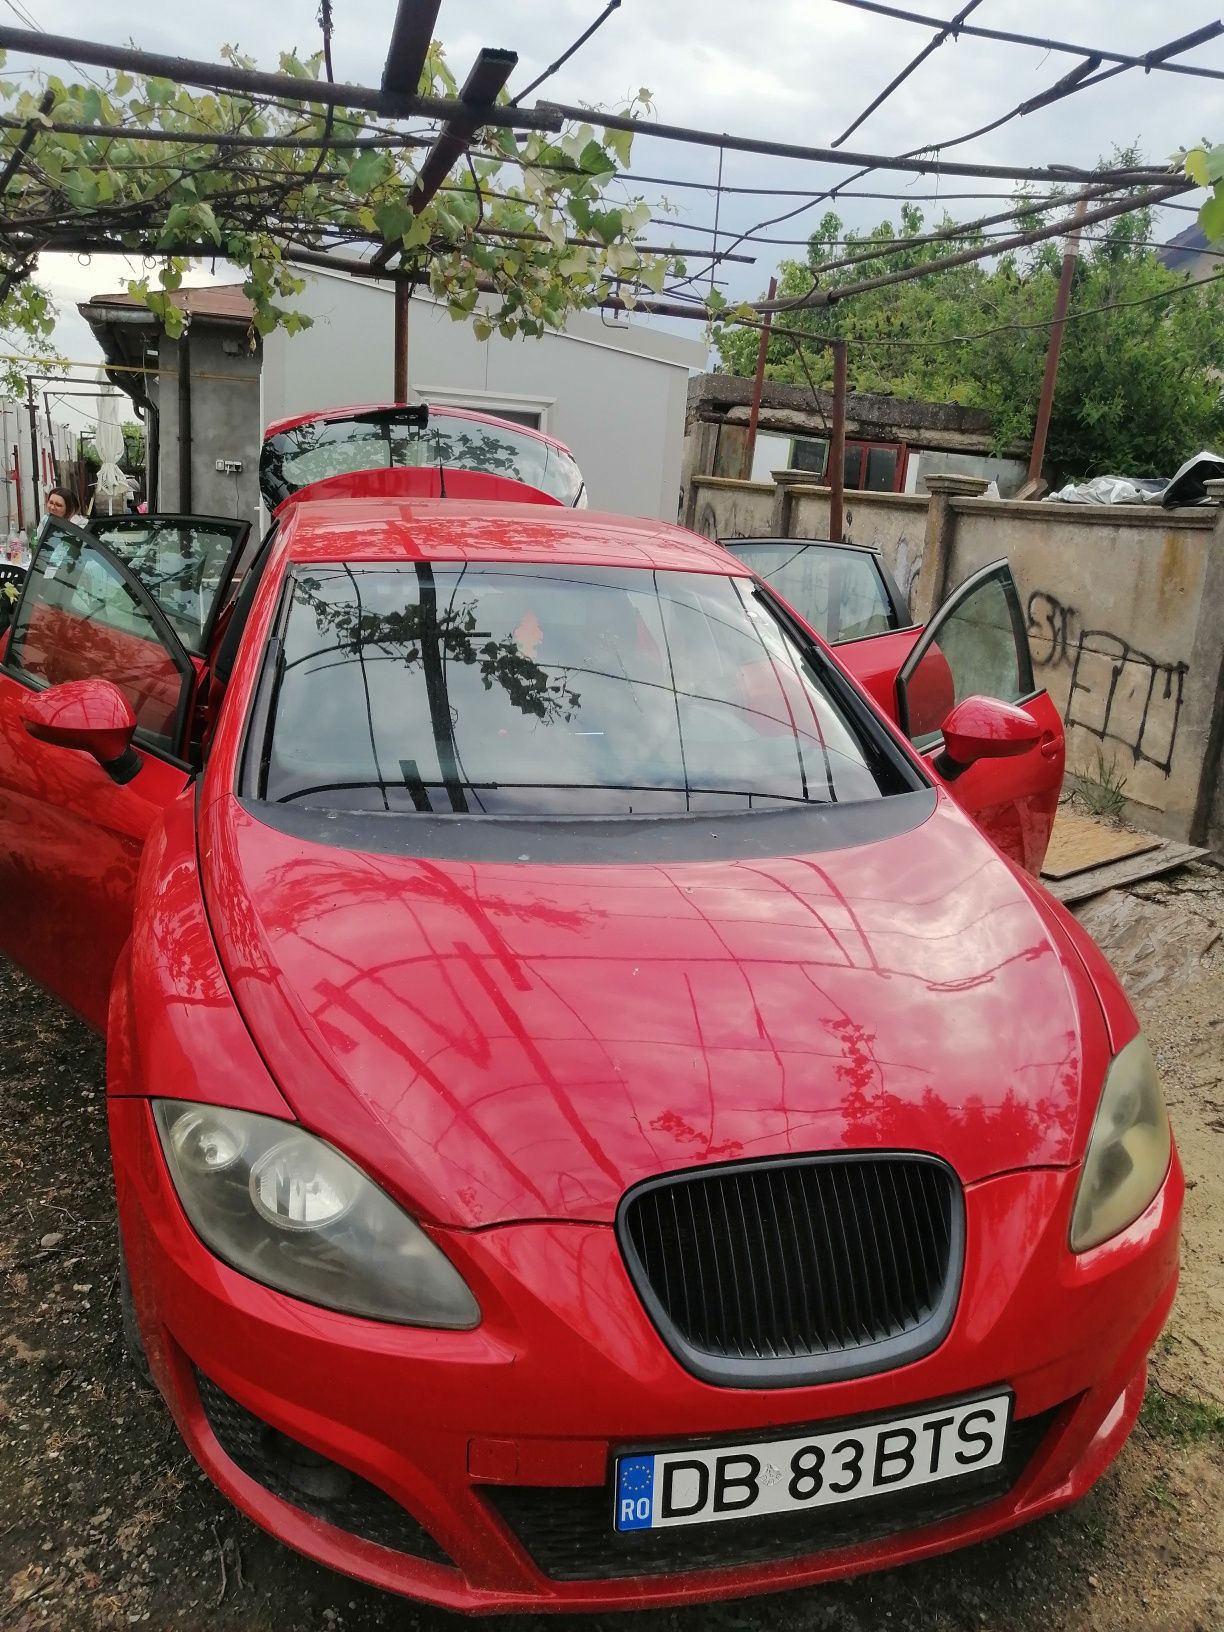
[614,1392,1012,1532]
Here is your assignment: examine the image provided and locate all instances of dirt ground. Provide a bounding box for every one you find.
[2,862,1222,1632]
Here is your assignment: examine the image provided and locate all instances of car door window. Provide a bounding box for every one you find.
[723,542,897,643]
[6,521,192,755]
[86,515,249,655]
[898,561,1032,749]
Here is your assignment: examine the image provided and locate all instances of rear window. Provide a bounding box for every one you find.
[258,564,893,816]
[260,413,586,508]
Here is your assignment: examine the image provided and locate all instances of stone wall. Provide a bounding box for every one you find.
[685,470,1224,850]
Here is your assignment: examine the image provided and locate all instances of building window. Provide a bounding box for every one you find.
[450,404,542,430]
[414,388,551,433]
[789,435,829,475]
[842,440,909,493]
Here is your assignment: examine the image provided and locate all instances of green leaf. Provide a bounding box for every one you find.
[637,258,667,293]
[588,207,626,246]
[1206,144,1224,185]
[161,201,195,238]
[1184,148,1210,186]
[472,315,495,341]
[114,71,133,96]
[144,77,175,107]
[194,202,222,245]
[1200,189,1224,245]
[347,149,391,196]
[578,139,614,180]
[81,88,101,125]
[61,169,99,208]
[604,125,633,168]
[374,198,415,243]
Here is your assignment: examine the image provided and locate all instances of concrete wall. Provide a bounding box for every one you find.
[261,271,706,520]
[685,470,1224,851]
[947,500,1219,840]
[156,325,262,523]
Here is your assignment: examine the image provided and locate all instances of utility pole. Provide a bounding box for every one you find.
[393,276,411,404]
[829,339,848,543]
[1027,192,1088,487]
[25,373,39,525]
[742,276,778,481]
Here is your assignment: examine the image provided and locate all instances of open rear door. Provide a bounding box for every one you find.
[893,561,1064,874]
[84,513,251,660]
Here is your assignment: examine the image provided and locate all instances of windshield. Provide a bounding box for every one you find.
[260,411,587,508]
[258,563,892,816]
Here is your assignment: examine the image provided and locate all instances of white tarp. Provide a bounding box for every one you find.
[93,372,128,503]
[1046,451,1224,507]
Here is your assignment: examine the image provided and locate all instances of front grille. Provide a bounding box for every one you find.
[618,1154,963,1386]
[195,1370,451,1565]
[485,1407,1058,1582]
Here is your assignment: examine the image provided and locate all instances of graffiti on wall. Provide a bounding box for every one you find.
[1026,590,1188,777]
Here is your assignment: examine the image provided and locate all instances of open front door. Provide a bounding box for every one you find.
[0,514,245,1027]
[894,561,1064,874]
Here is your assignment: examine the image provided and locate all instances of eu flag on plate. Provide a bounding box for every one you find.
[615,1455,656,1531]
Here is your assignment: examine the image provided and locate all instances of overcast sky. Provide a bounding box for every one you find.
[19,0,1223,429]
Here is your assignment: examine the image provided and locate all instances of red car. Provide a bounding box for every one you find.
[0,495,1179,1614]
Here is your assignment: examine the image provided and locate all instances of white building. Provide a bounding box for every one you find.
[261,271,707,521]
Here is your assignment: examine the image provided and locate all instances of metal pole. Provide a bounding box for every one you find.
[25,373,39,524]
[147,403,159,510]
[829,339,848,542]
[176,326,192,511]
[742,275,777,481]
[394,277,411,404]
[1027,193,1088,486]
[0,88,53,198]
[42,389,56,489]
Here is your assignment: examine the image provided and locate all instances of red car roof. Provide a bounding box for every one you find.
[276,499,746,575]
[263,401,575,456]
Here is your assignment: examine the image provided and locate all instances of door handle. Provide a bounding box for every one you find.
[1039,732,1061,760]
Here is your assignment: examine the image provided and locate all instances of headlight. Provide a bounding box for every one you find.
[153,1101,480,1327]
[1069,1034,1171,1253]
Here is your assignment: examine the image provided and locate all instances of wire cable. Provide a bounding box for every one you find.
[510,1,622,105]
[832,0,984,147]
[825,0,1224,82]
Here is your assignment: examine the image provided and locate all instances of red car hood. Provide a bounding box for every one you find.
[201,791,1102,1228]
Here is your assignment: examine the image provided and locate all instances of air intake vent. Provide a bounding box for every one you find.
[617,1154,963,1387]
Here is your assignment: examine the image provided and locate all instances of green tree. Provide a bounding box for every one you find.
[0,276,57,396]
[0,43,678,359]
[715,195,1224,481]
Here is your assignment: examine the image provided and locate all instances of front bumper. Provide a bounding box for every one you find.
[110,1096,1182,1613]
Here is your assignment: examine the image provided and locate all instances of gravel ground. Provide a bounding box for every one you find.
[2,862,1222,1632]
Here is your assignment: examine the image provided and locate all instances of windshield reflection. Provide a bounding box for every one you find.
[262,563,888,817]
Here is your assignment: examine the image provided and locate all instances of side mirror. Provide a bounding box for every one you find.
[21,679,142,784]
[935,694,1041,778]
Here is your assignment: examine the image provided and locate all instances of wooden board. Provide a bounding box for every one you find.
[1040,809,1160,881]
[1046,842,1209,906]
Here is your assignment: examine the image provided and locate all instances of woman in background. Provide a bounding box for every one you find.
[44,486,80,521]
